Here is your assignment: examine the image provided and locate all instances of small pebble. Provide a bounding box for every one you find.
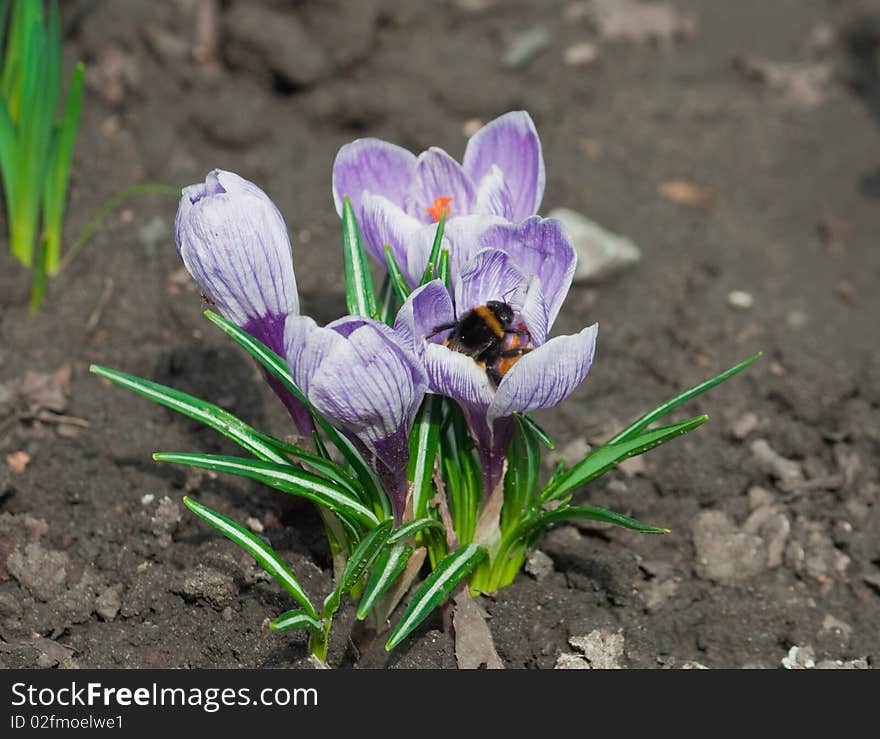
[246,517,264,534]
[782,645,815,669]
[548,208,641,284]
[141,493,155,506]
[750,439,804,487]
[730,411,759,440]
[786,309,808,328]
[525,549,554,581]
[727,290,754,310]
[564,42,599,66]
[463,118,483,137]
[502,25,552,69]
[747,486,775,510]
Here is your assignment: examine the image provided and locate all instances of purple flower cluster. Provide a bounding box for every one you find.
[174,112,598,519]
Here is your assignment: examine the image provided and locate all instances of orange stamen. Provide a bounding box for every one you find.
[426,196,452,222]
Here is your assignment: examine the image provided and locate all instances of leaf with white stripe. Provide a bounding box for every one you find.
[542,415,708,502]
[383,243,411,304]
[385,543,486,651]
[342,195,378,319]
[407,393,442,519]
[89,364,289,465]
[387,517,443,544]
[420,210,446,285]
[357,542,413,620]
[608,352,761,444]
[323,520,393,617]
[183,496,317,618]
[157,453,380,529]
[269,610,323,633]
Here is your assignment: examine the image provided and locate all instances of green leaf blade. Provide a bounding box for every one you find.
[526,504,669,539]
[387,517,443,544]
[544,415,708,502]
[323,520,393,617]
[407,393,442,520]
[183,496,317,618]
[89,364,289,466]
[419,210,446,286]
[502,414,541,532]
[269,609,323,633]
[357,542,413,620]
[158,453,380,529]
[608,353,761,445]
[42,60,85,274]
[383,243,411,304]
[385,543,486,651]
[342,195,377,319]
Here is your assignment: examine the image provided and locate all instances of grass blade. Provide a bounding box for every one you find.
[57,183,180,273]
[385,543,486,651]
[42,60,84,274]
[157,453,380,529]
[356,542,413,620]
[269,610,323,633]
[419,210,446,286]
[248,428,365,501]
[323,520,393,617]
[377,273,398,327]
[608,353,761,445]
[520,412,554,449]
[0,91,16,197]
[502,414,541,532]
[89,364,289,465]
[183,496,317,618]
[544,415,708,502]
[523,504,668,541]
[437,248,450,289]
[342,195,377,318]
[387,517,443,544]
[383,243,411,303]
[407,393,442,519]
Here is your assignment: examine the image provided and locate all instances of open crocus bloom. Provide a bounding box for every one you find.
[395,252,598,497]
[332,111,545,285]
[175,169,312,434]
[284,315,428,522]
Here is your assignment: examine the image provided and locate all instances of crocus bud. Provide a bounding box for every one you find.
[175,170,312,435]
[175,169,299,353]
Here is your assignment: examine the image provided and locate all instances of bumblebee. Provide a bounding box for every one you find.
[428,301,532,386]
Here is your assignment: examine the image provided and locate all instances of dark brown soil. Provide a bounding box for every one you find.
[1,0,878,669]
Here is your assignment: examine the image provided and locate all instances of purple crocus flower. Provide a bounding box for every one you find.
[332,111,545,285]
[395,238,596,497]
[175,169,313,435]
[284,315,428,522]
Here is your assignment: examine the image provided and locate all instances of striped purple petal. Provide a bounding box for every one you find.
[176,169,299,335]
[473,164,514,220]
[176,169,312,435]
[467,216,576,329]
[359,192,423,270]
[284,315,428,521]
[488,324,599,427]
[405,147,477,223]
[462,111,545,220]
[332,138,417,218]
[404,214,507,287]
[394,280,456,356]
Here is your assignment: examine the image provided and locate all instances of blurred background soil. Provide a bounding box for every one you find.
[0,0,878,668]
